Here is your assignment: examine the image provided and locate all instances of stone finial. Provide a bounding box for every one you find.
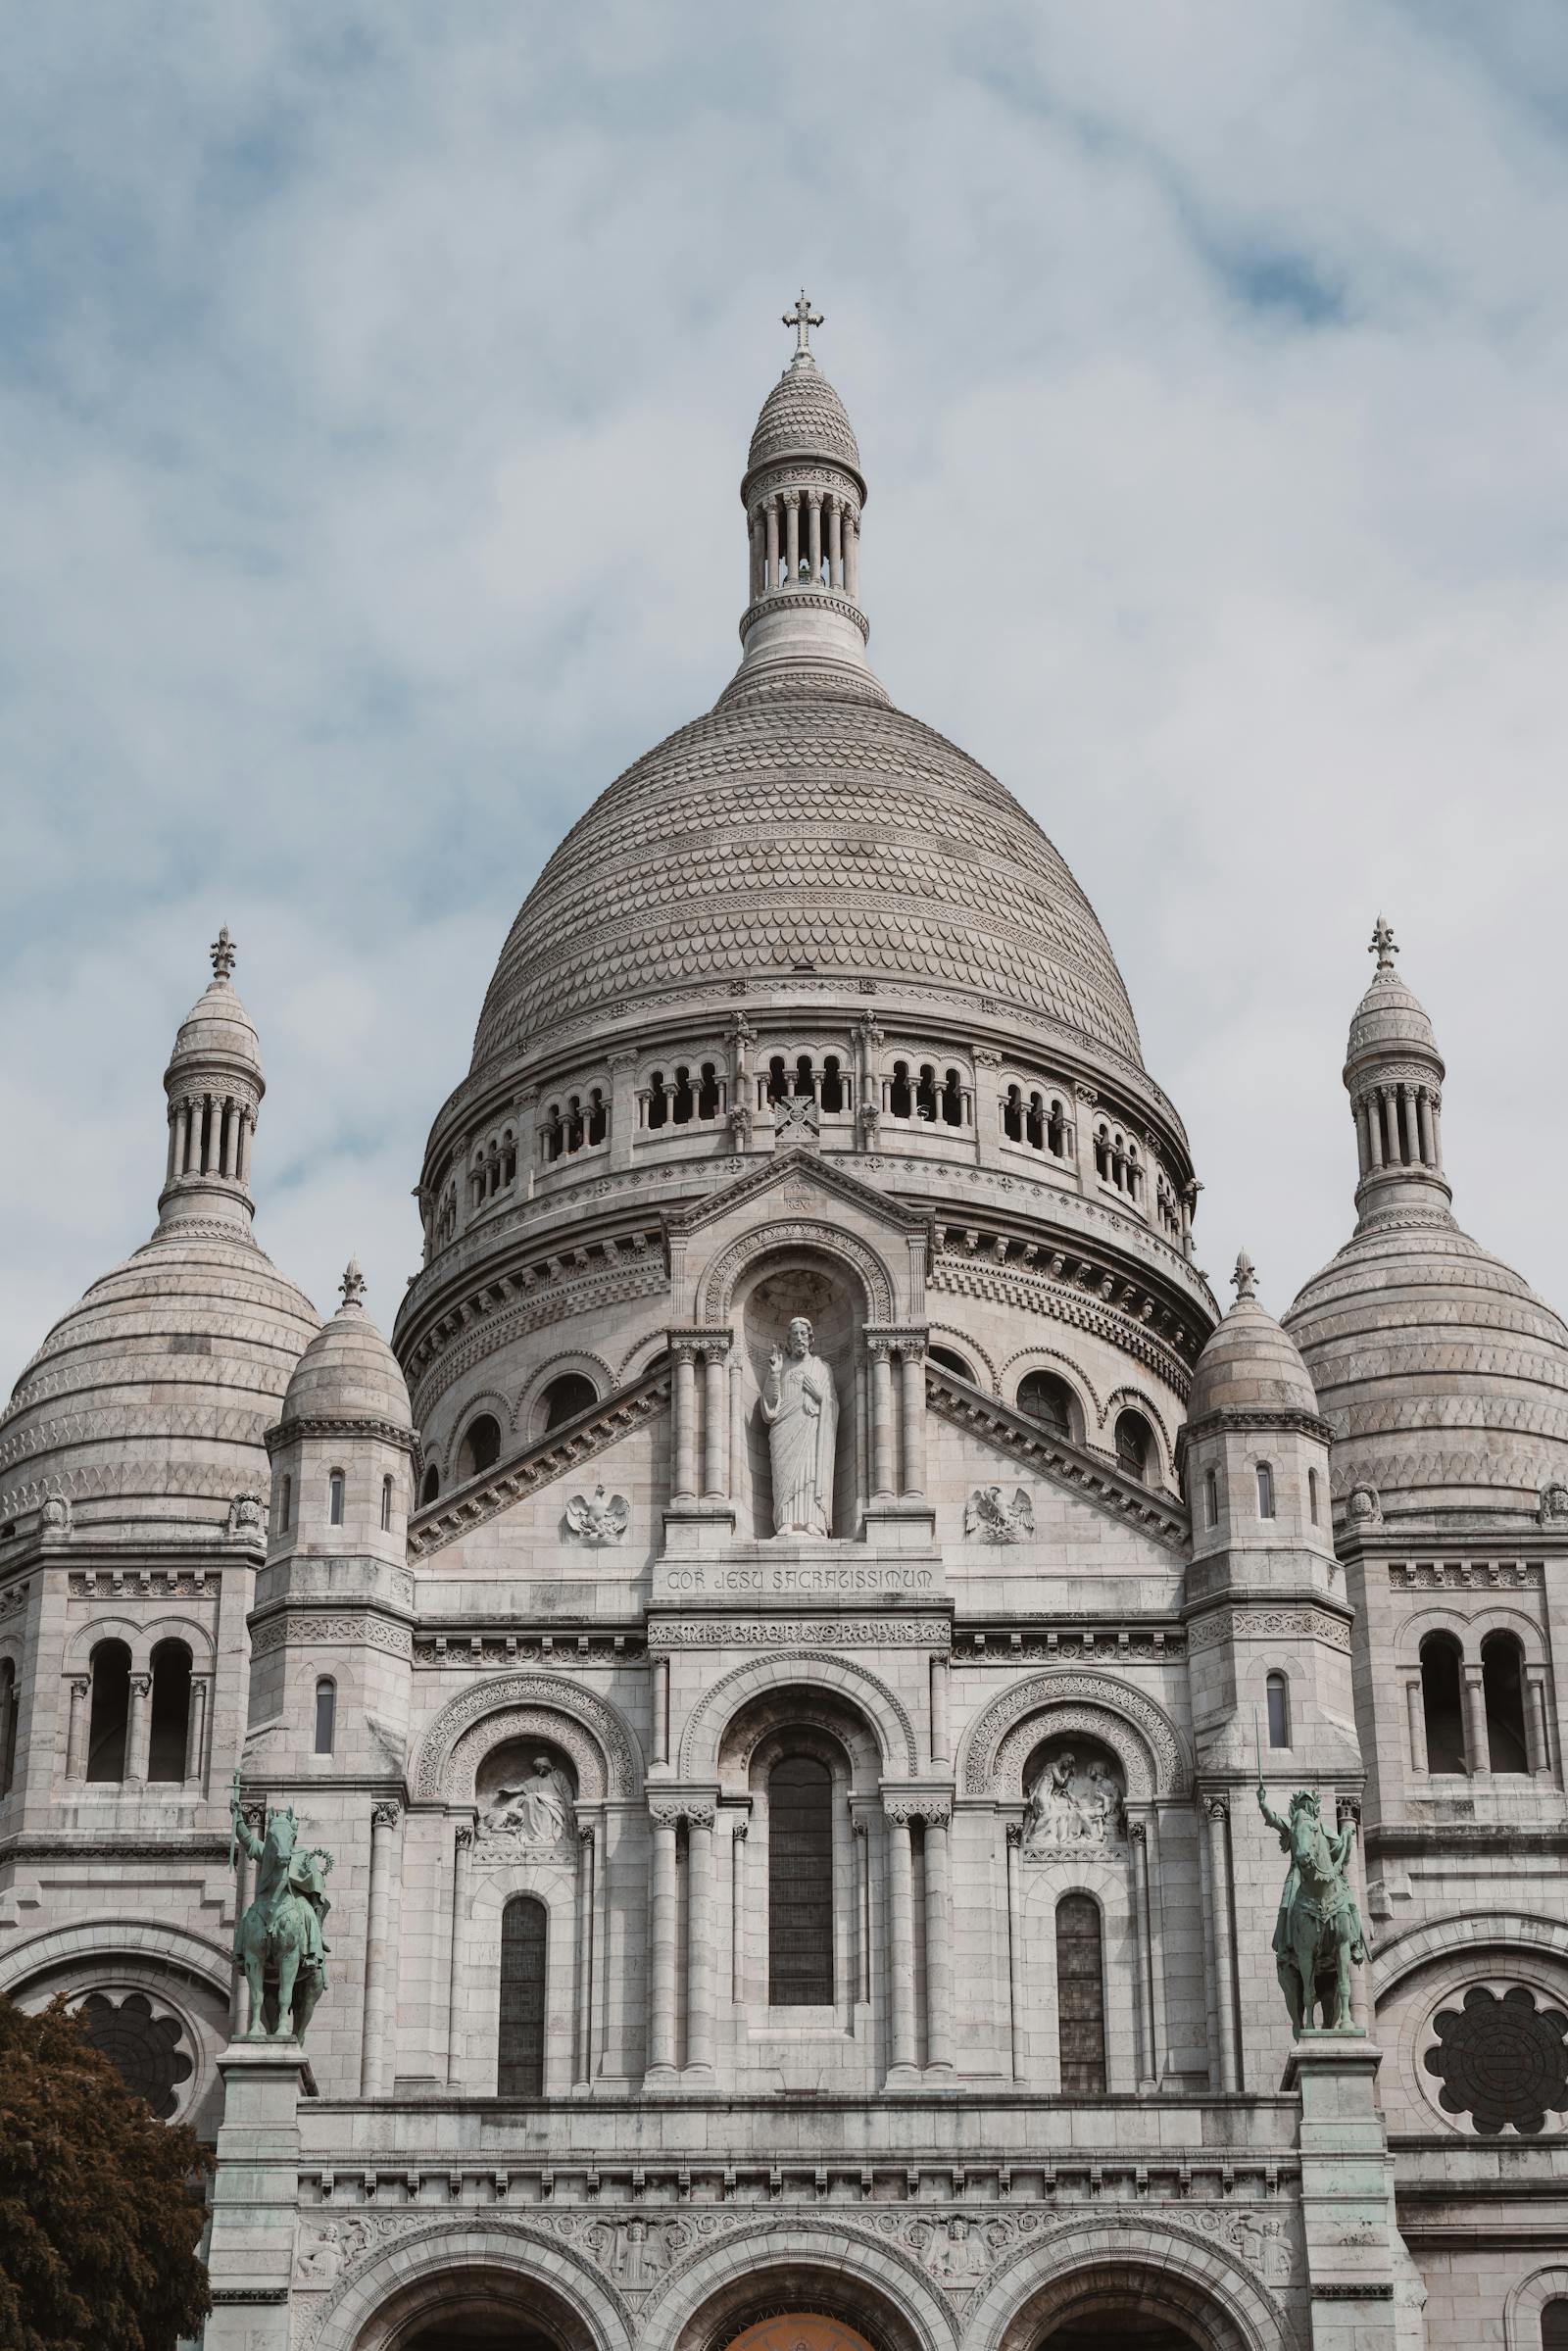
[782,288,823,357]
[339,1257,368,1311]
[1369,913,1397,970]
[1231,1249,1258,1302]
[210,924,237,981]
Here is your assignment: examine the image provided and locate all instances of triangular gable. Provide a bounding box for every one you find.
[408,1364,668,1559]
[930,1364,1190,1556]
[663,1145,931,1253]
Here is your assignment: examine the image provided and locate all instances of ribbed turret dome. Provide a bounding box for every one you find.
[470,691,1145,1071]
[1285,922,1568,1521]
[166,928,264,1090]
[746,349,863,482]
[280,1261,412,1433]
[1189,1255,1320,1424]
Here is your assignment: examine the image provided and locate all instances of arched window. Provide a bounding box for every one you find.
[1095,1124,1110,1180]
[915,1064,939,1121]
[1204,1468,1219,1529]
[820,1057,844,1114]
[0,1659,18,1798]
[1543,2298,1568,2351]
[498,1894,547,2095]
[647,1072,668,1130]
[540,1372,598,1433]
[314,1677,335,1756]
[1114,1410,1152,1485]
[1047,1099,1066,1156]
[457,1413,502,1484]
[328,1471,345,1528]
[929,1345,977,1385]
[942,1068,963,1126]
[1308,1466,1319,1524]
[1266,1670,1291,1749]
[1421,1632,1467,1775]
[147,1640,192,1783]
[1256,1462,1275,1519]
[1003,1085,1023,1143]
[1055,1893,1106,2094]
[279,1474,292,1533]
[697,1064,720,1119]
[586,1090,608,1146]
[889,1061,911,1118]
[1483,1630,1530,1774]
[1026,1091,1046,1151]
[671,1067,694,1125]
[1017,1371,1076,1444]
[86,1640,131,1783]
[380,1475,393,1532]
[419,1464,440,1508]
[768,1755,834,2007]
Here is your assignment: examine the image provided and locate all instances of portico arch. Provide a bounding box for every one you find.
[680,1652,918,1780]
[969,2222,1287,2351]
[644,2224,951,2351]
[305,2224,631,2351]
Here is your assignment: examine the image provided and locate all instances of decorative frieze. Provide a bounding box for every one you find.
[249,1613,413,1659]
[648,1617,950,1650]
[69,1568,215,1599]
[1388,1559,1543,1591]
[1186,1608,1351,1653]
[413,1630,644,1670]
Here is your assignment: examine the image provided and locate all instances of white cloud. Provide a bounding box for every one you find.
[2,2,1567,1388]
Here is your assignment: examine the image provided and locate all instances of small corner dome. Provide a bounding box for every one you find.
[1188,1256,1320,1425]
[746,352,863,486]
[166,927,265,1087]
[1347,966,1441,1067]
[280,1261,412,1433]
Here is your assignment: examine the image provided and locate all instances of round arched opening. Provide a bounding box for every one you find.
[456,1412,502,1483]
[997,2259,1258,2351]
[418,1464,441,1508]
[1114,1408,1154,1484]
[929,1344,977,1385]
[350,2261,597,2351]
[535,1372,599,1438]
[1017,1370,1079,1443]
[723,2321,881,2351]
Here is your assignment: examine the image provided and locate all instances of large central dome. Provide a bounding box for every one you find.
[469,689,1143,1074]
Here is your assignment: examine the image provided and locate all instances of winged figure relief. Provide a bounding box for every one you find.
[564,1483,631,1544]
[963,1484,1035,1543]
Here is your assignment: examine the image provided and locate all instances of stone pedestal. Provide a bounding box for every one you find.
[1283,2032,1401,2351]
[203,2039,317,2350]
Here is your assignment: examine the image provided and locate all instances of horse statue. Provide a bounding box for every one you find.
[230,1782,333,2040]
[1256,1780,1367,2033]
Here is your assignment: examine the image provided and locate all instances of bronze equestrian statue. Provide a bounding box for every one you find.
[1256,1780,1367,2033]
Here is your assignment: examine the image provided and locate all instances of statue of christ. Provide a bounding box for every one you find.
[760,1315,839,1537]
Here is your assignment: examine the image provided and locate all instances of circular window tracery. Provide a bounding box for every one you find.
[75,1989,193,2120]
[1424,1984,1568,2134]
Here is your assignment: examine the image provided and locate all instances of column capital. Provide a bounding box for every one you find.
[70,1677,89,1700]
[882,1793,953,1830]
[454,1823,474,1851]
[1203,1793,1230,1823]
[649,1789,718,1829]
[371,1798,403,1833]
[129,1672,151,1698]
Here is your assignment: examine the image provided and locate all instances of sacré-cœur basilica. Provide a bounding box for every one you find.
[5,298,1568,2351]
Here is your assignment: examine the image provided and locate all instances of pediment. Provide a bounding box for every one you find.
[931,1365,1190,1558]
[664,1146,932,1328]
[665,1146,930,1246]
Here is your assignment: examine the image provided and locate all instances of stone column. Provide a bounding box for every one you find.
[883,1803,919,2082]
[684,1804,716,2079]
[1416,1087,1435,1167]
[1130,1817,1158,2090]
[1365,1091,1385,1169]
[446,1824,473,2086]
[606,1055,636,1173]
[900,1340,927,1499]
[647,1806,680,2081]
[231,1803,264,2037]
[1005,1822,1025,2082]
[1462,1663,1491,1778]
[1396,1081,1414,1163]
[807,491,822,583]
[869,1340,896,1500]
[845,510,859,602]
[1527,1668,1553,1779]
[828,497,843,588]
[731,1820,748,2005]
[236,1107,252,1187]
[361,1799,402,2095]
[671,1341,698,1501]
[220,1100,239,1178]
[1404,1674,1429,1776]
[124,1672,151,1787]
[1354,1101,1371,1178]
[928,1652,951,1770]
[764,497,779,592]
[1203,1795,1240,2092]
[183,1675,209,1788]
[1430,1092,1444,1170]
[703,1340,729,1499]
[1072,1084,1099,1195]
[853,1818,871,2003]
[653,1654,670,1766]
[574,1824,596,2087]
[729,1355,748,1523]
[784,491,800,581]
[749,507,763,600]
[922,1803,955,2074]
[65,1677,89,1782]
[1337,1797,1371,2033]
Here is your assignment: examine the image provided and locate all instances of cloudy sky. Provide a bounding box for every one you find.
[3,3,1565,1388]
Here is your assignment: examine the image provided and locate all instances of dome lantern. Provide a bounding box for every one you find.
[731,293,881,702]
[158,926,267,1236]
[1344,915,1450,1230]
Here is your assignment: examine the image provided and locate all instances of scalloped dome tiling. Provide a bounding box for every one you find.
[747,352,862,479]
[468,688,1145,1073]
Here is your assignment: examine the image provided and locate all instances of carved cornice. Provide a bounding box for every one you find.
[266,1415,416,1458]
[648,1617,950,1651]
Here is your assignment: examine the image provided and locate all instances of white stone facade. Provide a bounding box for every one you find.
[3,317,1567,2351]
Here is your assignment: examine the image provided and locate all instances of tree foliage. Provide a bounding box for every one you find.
[0,1994,212,2351]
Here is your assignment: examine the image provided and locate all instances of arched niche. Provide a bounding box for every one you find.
[960,1671,1189,1805]
[411,1676,641,1805]
[732,1248,865,1541]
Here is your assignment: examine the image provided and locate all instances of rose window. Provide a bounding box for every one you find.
[76,1990,193,2120]
[1424,1984,1568,2135]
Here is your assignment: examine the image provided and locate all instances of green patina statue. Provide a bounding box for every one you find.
[230,1775,333,2040]
[1256,1779,1367,2033]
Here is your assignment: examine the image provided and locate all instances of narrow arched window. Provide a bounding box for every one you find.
[0,1659,18,1798]
[929,1345,976,1385]
[1420,1632,1467,1774]
[820,1057,843,1114]
[698,1063,720,1119]
[314,1677,335,1756]
[1482,1631,1530,1773]
[1004,1085,1023,1143]
[419,1464,440,1507]
[1266,1671,1291,1749]
[889,1061,911,1119]
[328,1470,345,1527]
[1055,1893,1106,2093]
[1542,2297,1568,2351]
[498,1894,547,2095]
[1204,1468,1219,1528]
[942,1068,963,1126]
[380,1475,393,1532]
[86,1640,131,1784]
[915,1064,939,1120]
[768,1754,834,2006]
[1308,1466,1319,1524]
[1047,1099,1066,1157]
[540,1372,598,1433]
[457,1414,501,1483]
[1017,1371,1075,1444]
[279,1474,292,1533]
[147,1640,192,1782]
[1114,1411,1152,1485]
[1256,1462,1275,1519]
[647,1073,668,1129]
[672,1067,694,1124]
[587,1088,608,1145]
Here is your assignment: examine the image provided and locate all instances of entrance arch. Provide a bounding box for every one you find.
[970,2229,1285,2351]
[723,2323,880,2351]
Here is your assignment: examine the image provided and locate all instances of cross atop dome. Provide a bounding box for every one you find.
[211,924,237,981]
[1369,913,1397,970]
[782,289,823,358]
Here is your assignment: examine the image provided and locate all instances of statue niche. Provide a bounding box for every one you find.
[1021,1736,1126,1859]
[739,1261,858,1541]
[474,1740,577,1864]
